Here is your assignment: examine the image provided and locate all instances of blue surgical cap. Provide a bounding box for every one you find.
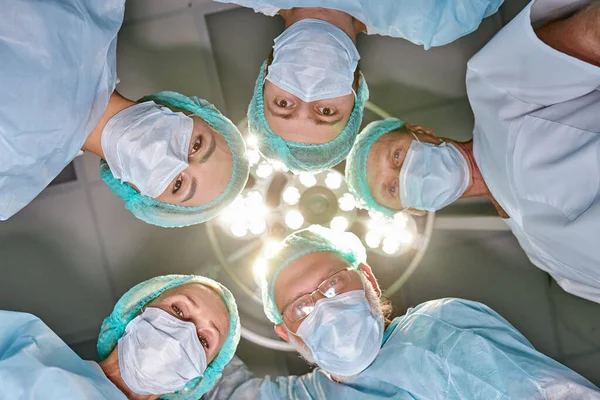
[345,118,405,218]
[97,274,241,400]
[248,61,369,173]
[100,91,250,228]
[259,225,367,324]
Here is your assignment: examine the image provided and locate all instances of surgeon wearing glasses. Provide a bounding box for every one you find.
[204,226,600,399]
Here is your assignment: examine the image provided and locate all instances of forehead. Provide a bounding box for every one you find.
[273,251,349,311]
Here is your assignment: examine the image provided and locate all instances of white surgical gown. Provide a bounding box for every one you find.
[0,311,127,399]
[467,0,600,303]
[203,299,600,400]
[0,0,124,220]
[213,0,503,49]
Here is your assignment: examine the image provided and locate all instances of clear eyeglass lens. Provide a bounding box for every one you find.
[288,295,315,322]
[318,270,350,298]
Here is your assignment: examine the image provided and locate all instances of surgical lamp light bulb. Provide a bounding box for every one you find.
[393,212,408,229]
[247,149,260,166]
[365,231,381,249]
[299,172,317,188]
[382,236,400,255]
[230,221,248,238]
[245,191,264,208]
[338,193,356,212]
[282,186,301,206]
[330,216,349,232]
[324,171,342,190]
[256,163,273,179]
[285,210,304,230]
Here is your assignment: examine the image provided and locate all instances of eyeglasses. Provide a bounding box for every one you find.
[281,268,357,325]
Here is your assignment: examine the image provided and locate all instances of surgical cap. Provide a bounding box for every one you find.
[260,225,367,324]
[345,118,405,218]
[247,61,369,173]
[100,91,250,228]
[97,274,241,400]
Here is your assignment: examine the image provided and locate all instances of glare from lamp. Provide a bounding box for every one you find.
[299,172,317,187]
[245,191,264,208]
[263,239,282,259]
[398,230,414,245]
[285,210,304,229]
[246,135,258,149]
[252,257,268,283]
[230,220,248,238]
[382,236,400,255]
[324,171,342,190]
[282,186,301,206]
[330,216,349,232]
[249,219,266,235]
[247,149,260,166]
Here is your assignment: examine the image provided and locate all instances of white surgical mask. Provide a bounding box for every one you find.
[295,290,383,377]
[118,307,207,395]
[101,101,194,198]
[399,139,470,211]
[266,19,360,102]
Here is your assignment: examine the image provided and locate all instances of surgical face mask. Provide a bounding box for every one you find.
[118,307,207,395]
[399,139,470,212]
[101,101,194,198]
[295,290,384,377]
[266,19,360,103]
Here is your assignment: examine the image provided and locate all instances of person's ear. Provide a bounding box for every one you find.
[405,123,437,138]
[358,263,381,297]
[274,324,290,342]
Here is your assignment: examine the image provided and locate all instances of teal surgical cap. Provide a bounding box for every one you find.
[100,91,250,228]
[97,274,241,400]
[248,61,369,173]
[260,225,367,324]
[345,118,405,218]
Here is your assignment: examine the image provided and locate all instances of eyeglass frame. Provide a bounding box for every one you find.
[280,267,362,330]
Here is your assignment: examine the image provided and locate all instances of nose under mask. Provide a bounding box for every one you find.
[101,101,194,198]
[399,139,470,211]
[266,19,360,103]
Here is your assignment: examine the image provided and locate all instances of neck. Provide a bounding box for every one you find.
[279,8,364,42]
[454,140,509,218]
[82,91,136,159]
[99,347,160,400]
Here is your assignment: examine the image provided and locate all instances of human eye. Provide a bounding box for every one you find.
[198,335,210,350]
[190,136,202,155]
[317,106,336,116]
[389,181,397,197]
[275,98,294,108]
[171,304,185,318]
[172,174,183,194]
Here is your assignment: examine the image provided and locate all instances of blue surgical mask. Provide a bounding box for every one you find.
[118,307,207,395]
[399,139,470,211]
[295,290,384,377]
[266,19,360,102]
[101,101,193,198]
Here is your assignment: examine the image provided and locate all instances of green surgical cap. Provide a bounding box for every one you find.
[97,274,241,400]
[100,91,250,228]
[260,225,367,324]
[345,118,405,218]
[247,61,369,173]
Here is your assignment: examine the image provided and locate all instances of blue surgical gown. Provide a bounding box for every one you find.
[0,0,124,220]
[213,0,503,49]
[204,299,600,400]
[0,311,127,399]
[467,0,600,303]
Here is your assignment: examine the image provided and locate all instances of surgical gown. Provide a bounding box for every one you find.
[467,0,600,303]
[0,311,127,399]
[0,0,124,220]
[213,0,503,50]
[204,299,600,400]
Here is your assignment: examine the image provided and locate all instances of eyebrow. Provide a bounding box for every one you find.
[200,131,217,163]
[184,294,223,338]
[182,177,197,203]
[210,320,222,338]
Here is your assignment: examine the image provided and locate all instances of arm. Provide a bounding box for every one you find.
[536,2,600,66]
